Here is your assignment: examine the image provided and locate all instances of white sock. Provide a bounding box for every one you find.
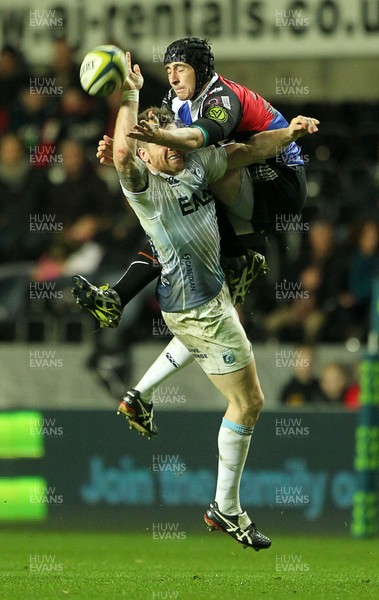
[215,418,254,516]
[134,337,194,402]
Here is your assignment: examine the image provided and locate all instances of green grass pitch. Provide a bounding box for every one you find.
[0,531,378,600]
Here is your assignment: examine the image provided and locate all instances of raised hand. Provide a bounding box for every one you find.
[122,50,144,91]
[96,135,114,166]
[289,116,320,140]
[127,111,162,144]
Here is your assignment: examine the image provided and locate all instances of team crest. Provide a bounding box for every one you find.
[189,166,202,179]
[205,106,229,123]
[222,349,236,365]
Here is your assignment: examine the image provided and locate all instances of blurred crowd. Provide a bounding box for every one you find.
[278,344,360,410]
[0,40,378,407]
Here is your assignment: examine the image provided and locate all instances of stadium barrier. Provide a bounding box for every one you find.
[1,409,357,534]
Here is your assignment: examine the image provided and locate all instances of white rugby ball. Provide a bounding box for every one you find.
[80,45,127,97]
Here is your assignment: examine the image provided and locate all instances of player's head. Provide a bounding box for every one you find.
[164,37,215,99]
[136,107,185,175]
[138,107,173,130]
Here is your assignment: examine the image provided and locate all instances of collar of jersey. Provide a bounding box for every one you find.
[188,73,219,109]
[152,168,186,179]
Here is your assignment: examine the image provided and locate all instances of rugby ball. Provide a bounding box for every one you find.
[80,45,127,97]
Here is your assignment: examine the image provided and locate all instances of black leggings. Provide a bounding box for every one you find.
[250,164,307,231]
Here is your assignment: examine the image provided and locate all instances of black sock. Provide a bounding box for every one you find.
[215,203,246,258]
[113,240,161,307]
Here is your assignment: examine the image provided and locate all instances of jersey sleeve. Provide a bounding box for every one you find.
[190,86,242,146]
[119,181,149,204]
[118,169,151,204]
[192,146,228,183]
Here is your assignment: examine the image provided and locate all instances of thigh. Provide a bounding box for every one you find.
[207,358,263,405]
[210,168,243,208]
[211,168,254,235]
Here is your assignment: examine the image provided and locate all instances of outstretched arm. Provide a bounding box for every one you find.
[224,116,319,171]
[113,51,148,192]
[128,117,204,150]
[127,114,318,156]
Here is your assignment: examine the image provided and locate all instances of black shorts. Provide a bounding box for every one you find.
[249,162,307,232]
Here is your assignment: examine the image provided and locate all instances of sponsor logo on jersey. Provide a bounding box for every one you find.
[221,95,231,110]
[205,106,229,123]
[209,86,223,95]
[178,191,213,216]
[188,347,208,359]
[181,254,196,291]
[207,97,222,107]
[166,175,180,187]
[222,349,236,365]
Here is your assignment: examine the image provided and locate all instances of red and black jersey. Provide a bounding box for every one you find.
[162,74,303,166]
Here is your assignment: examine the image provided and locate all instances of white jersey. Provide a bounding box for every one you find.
[120,146,227,312]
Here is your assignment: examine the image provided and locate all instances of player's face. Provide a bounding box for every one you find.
[165,62,196,100]
[138,123,185,174]
[146,144,185,175]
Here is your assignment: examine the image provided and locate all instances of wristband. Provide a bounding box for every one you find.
[121,90,139,103]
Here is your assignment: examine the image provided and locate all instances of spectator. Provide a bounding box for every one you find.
[343,361,360,410]
[46,39,80,90]
[0,133,50,262]
[279,344,323,406]
[57,86,106,152]
[9,85,57,152]
[322,219,379,341]
[264,219,345,342]
[319,362,349,405]
[33,139,120,280]
[0,45,29,133]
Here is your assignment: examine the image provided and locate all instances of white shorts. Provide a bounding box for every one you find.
[162,283,254,375]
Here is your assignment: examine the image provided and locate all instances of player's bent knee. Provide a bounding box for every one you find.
[241,389,264,421]
[255,390,265,412]
[249,390,264,415]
